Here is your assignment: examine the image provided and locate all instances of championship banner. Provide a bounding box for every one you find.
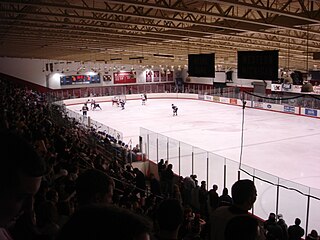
[146,71,152,82]
[161,71,166,81]
[153,71,160,82]
[167,71,174,81]
[113,72,136,84]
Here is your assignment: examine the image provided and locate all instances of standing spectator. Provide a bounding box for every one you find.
[133,168,147,199]
[210,179,257,240]
[183,175,196,207]
[162,164,174,197]
[149,173,161,197]
[157,159,166,181]
[277,214,288,240]
[264,212,283,240]
[288,218,304,240]
[208,184,219,211]
[198,181,208,218]
[218,188,233,207]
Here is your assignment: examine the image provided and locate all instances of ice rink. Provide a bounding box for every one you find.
[67,97,320,229]
[67,98,320,190]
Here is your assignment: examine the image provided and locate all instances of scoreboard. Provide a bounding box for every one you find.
[60,74,100,85]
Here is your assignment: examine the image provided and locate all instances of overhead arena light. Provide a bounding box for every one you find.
[129,56,144,60]
[153,54,174,58]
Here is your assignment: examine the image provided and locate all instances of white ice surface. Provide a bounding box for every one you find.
[67,98,320,190]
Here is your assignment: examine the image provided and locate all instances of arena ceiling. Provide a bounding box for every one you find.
[1,0,320,71]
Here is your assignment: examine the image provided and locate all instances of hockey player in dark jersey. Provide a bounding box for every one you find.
[92,102,102,110]
[81,103,89,116]
[141,94,146,105]
[120,99,126,110]
[172,104,178,116]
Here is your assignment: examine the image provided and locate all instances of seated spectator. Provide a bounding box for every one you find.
[36,200,60,239]
[75,169,115,207]
[210,179,257,240]
[154,199,184,240]
[57,205,151,240]
[0,130,46,239]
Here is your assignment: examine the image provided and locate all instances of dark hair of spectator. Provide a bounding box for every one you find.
[156,198,184,231]
[0,129,46,192]
[231,179,256,205]
[75,169,114,206]
[57,205,151,240]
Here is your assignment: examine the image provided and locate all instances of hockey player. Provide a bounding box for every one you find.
[90,99,96,110]
[81,103,89,116]
[120,99,125,110]
[92,102,102,110]
[172,104,178,116]
[141,94,146,105]
[112,96,118,106]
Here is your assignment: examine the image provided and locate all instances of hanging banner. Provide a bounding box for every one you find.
[167,71,174,81]
[153,71,160,82]
[113,72,136,84]
[146,71,152,82]
[161,71,166,81]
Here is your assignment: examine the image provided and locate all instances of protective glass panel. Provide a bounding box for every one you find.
[309,188,320,232]
[252,169,278,219]
[168,138,180,174]
[225,158,240,193]
[193,147,209,184]
[157,133,168,163]
[179,141,193,178]
[207,152,225,191]
[278,179,309,231]
[147,131,159,163]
